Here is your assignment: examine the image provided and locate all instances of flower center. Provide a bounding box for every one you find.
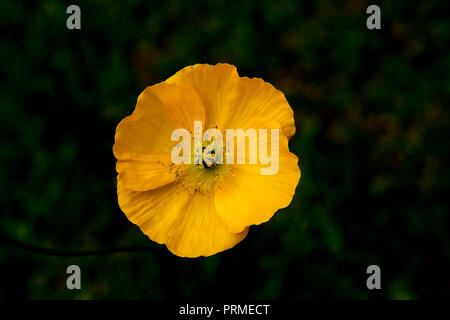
[201,146,216,169]
[172,143,229,196]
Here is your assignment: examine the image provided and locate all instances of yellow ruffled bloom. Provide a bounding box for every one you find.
[113,63,301,257]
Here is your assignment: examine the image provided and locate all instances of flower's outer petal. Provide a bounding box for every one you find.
[214,135,301,233]
[166,63,295,139]
[165,63,240,130]
[117,174,249,257]
[225,76,296,139]
[166,191,249,258]
[114,82,205,191]
[114,82,205,159]
[116,156,181,191]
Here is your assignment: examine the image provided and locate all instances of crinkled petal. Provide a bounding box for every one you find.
[166,63,295,138]
[166,63,240,130]
[214,135,300,232]
[226,76,295,138]
[114,82,205,190]
[117,174,249,257]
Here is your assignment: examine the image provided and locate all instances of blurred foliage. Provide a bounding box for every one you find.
[0,0,449,299]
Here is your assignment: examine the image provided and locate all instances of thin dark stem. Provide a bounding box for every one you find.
[0,232,159,257]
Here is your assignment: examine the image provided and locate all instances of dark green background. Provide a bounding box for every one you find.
[1,0,449,299]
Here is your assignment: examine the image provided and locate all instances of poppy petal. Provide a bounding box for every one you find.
[226,76,296,139]
[114,82,205,160]
[214,135,300,233]
[166,63,240,130]
[117,174,249,257]
[114,82,205,190]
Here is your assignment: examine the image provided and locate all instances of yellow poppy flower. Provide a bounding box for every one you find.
[113,63,301,257]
